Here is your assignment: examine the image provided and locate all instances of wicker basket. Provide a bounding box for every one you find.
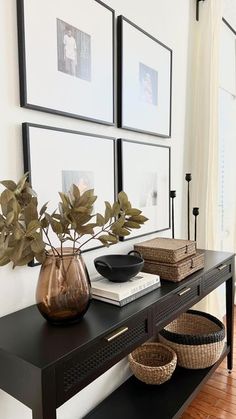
[159,310,225,369]
[134,238,196,263]
[128,342,177,385]
[143,251,205,282]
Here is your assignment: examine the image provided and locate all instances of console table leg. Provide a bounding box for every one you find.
[32,368,57,419]
[33,407,56,419]
[226,275,235,371]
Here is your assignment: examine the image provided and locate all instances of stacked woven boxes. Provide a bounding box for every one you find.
[134,238,205,282]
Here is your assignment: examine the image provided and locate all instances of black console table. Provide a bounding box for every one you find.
[0,250,234,419]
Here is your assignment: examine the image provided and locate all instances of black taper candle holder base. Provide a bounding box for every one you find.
[193,207,199,243]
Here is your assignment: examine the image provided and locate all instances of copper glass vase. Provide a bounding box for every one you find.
[36,250,91,325]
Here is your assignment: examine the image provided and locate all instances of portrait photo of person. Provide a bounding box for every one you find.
[139,62,158,106]
[57,19,91,81]
[63,27,77,76]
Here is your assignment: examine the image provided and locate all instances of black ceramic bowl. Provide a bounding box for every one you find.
[94,251,144,282]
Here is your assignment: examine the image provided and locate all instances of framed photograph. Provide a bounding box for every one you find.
[117,16,172,137]
[17,0,114,125]
[23,123,116,263]
[117,139,171,239]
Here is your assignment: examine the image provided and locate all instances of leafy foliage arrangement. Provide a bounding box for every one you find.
[0,174,148,267]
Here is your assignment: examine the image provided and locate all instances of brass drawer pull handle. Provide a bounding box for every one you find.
[218,264,227,271]
[105,326,129,342]
[178,288,191,296]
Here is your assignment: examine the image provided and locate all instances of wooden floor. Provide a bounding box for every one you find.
[181,308,236,419]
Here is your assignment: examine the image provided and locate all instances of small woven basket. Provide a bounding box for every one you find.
[159,310,225,369]
[128,342,177,385]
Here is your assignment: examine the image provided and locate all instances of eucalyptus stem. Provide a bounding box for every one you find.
[77,220,114,251]
[42,228,60,257]
[73,231,76,254]
[43,241,55,251]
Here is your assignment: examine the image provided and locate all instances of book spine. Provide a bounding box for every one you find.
[92,276,159,301]
[92,295,120,306]
[118,278,159,300]
[119,282,160,306]
[92,282,160,306]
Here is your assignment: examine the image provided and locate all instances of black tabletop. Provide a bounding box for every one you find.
[0,250,233,369]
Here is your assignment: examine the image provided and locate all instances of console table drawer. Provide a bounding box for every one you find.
[56,311,149,405]
[203,259,232,293]
[154,281,200,329]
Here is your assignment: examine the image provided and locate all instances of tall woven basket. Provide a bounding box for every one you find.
[159,310,225,369]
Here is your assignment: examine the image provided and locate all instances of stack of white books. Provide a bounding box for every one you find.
[91,272,161,306]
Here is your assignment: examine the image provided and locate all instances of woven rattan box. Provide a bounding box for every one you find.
[142,252,205,282]
[134,238,196,264]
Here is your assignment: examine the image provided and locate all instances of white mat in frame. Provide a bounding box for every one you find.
[18,0,114,125]
[23,123,116,258]
[117,138,171,240]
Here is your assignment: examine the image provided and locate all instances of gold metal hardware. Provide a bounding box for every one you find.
[105,326,129,342]
[218,264,227,271]
[178,287,191,296]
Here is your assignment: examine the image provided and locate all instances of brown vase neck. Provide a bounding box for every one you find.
[46,248,81,259]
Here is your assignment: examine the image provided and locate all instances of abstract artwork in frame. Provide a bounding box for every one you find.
[117,16,172,137]
[17,0,114,125]
[117,139,171,240]
[23,123,116,264]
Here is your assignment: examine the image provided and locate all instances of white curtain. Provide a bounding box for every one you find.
[187,0,224,318]
[219,14,236,308]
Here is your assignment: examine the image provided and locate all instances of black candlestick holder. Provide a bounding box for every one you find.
[192,207,199,243]
[170,190,176,239]
[185,173,192,240]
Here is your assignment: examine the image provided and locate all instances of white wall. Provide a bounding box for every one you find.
[0,0,191,417]
[224,0,236,28]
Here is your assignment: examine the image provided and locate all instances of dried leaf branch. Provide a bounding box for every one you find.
[0,174,148,267]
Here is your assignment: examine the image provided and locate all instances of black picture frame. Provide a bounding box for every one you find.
[117,16,172,138]
[117,138,171,240]
[222,17,236,36]
[16,0,116,125]
[23,123,116,266]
